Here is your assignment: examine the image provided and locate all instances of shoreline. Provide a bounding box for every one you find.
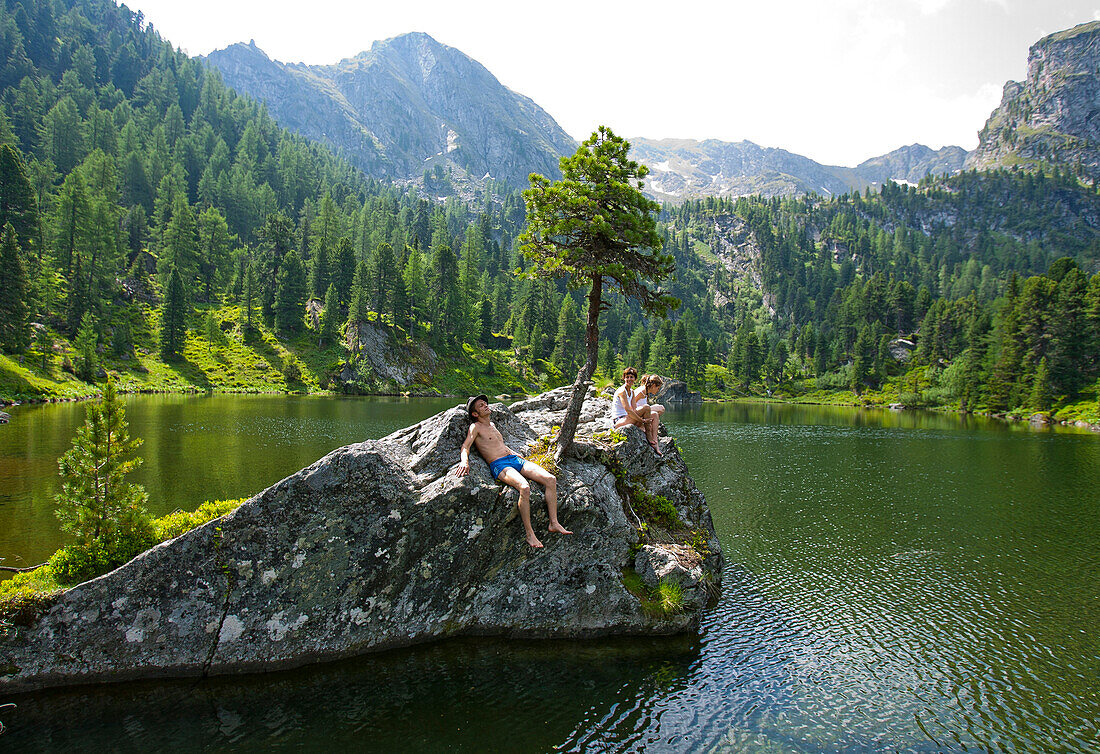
[697,394,1100,433]
[5,387,1098,434]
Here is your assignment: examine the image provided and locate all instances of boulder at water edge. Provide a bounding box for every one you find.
[0,389,722,692]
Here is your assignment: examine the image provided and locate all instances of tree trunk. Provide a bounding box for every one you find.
[555,274,602,462]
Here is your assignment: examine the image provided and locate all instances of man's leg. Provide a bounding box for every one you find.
[521,461,572,535]
[497,466,542,547]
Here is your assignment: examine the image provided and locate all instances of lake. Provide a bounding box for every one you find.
[1,396,1098,751]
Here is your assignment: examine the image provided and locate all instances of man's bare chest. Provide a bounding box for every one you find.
[478,424,504,445]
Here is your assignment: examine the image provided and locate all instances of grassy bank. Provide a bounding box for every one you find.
[0,305,547,405]
[0,498,246,609]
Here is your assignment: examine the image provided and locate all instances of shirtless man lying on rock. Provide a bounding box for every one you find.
[455,394,572,548]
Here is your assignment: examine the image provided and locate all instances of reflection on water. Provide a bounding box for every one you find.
[2,398,1099,751]
[0,395,455,568]
[3,638,697,753]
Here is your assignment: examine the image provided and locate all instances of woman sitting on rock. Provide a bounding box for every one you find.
[611,367,662,456]
[636,374,666,448]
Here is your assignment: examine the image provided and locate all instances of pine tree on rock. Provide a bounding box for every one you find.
[521,126,676,458]
[333,237,356,313]
[309,237,331,301]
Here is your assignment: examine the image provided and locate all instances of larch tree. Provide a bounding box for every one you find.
[0,223,29,352]
[520,126,677,459]
[159,264,188,360]
[0,144,39,256]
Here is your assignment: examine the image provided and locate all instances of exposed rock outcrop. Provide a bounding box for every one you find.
[651,378,702,404]
[888,338,915,363]
[340,321,438,389]
[966,21,1100,178]
[0,393,721,693]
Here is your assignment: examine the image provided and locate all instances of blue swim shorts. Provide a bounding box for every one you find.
[489,454,527,480]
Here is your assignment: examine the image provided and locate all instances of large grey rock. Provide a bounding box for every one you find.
[0,394,721,693]
[651,377,702,404]
[888,338,915,363]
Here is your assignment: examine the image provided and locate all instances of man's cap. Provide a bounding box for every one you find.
[466,394,489,419]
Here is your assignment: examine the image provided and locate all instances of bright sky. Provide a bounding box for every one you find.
[126,0,1100,167]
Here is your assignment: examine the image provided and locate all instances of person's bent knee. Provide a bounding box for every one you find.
[518,481,531,494]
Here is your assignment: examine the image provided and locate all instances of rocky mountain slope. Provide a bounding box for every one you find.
[202,32,966,202]
[854,143,969,185]
[203,34,577,191]
[631,138,967,202]
[966,20,1100,178]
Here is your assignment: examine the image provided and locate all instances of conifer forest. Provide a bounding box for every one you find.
[1,0,1098,424]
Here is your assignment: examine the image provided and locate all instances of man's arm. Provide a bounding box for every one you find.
[456,423,478,476]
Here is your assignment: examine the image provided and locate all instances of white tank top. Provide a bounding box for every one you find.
[611,389,630,422]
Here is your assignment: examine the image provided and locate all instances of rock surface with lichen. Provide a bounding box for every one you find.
[0,391,721,693]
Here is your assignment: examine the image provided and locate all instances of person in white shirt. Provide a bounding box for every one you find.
[611,367,662,455]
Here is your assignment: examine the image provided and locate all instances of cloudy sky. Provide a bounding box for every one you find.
[128,0,1100,166]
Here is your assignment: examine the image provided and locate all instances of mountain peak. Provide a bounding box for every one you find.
[967,20,1100,177]
[205,34,575,190]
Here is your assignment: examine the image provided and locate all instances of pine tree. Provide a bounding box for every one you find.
[275,250,307,334]
[520,126,676,457]
[402,247,428,337]
[196,206,233,303]
[0,223,29,352]
[671,320,690,380]
[159,193,198,295]
[1028,357,1053,413]
[333,237,356,313]
[240,258,257,340]
[309,237,331,301]
[159,264,187,360]
[346,264,371,355]
[110,308,133,357]
[552,295,583,374]
[74,311,98,381]
[55,377,152,572]
[392,274,411,334]
[850,326,874,393]
[320,283,340,347]
[0,144,39,255]
[458,225,484,340]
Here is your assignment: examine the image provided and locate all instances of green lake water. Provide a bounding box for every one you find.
[1,396,1098,752]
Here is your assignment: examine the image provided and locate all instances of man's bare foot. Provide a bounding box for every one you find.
[548,523,573,535]
[650,441,663,457]
[526,533,544,548]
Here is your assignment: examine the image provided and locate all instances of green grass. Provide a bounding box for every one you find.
[0,349,100,403]
[0,497,247,612]
[620,568,686,618]
[1,305,563,404]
